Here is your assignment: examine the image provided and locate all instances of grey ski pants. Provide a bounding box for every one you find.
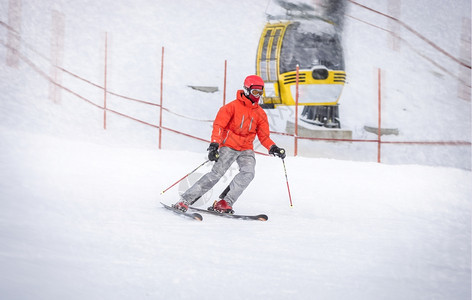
[181,147,256,206]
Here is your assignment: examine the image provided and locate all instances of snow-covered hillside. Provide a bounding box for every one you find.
[1,127,470,300]
[0,0,470,299]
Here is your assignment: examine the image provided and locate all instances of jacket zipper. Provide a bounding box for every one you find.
[249,117,254,131]
[240,115,245,129]
[222,131,230,144]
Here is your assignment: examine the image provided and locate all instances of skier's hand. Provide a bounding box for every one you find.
[269,145,286,159]
[207,142,220,162]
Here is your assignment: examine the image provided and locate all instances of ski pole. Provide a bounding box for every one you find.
[160,160,210,195]
[281,158,293,207]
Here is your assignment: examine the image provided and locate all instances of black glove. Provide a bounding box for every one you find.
[207,142,220,162]
[269,145,286,159]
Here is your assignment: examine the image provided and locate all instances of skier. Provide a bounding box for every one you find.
[173,75,286,213]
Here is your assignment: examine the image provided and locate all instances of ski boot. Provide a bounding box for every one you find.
[209,199,234,214]
[172,200,189,212]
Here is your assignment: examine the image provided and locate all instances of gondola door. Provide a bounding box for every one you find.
[256,23,290,107]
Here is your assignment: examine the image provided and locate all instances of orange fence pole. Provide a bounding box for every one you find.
[6,0,21,68]
[49,10,65,104]
[223,59,227,106]
[294,64,300,156]
[377,68,382,163]
[159,46,164,149]
[103,32,108,130]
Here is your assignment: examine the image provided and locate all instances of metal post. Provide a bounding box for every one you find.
[103,32,108,130]
[6,0,21,68]
[49,10,64,104]
[159,46,164,149]
[377,68,382,163]
[223,59,227,106]
[294,64,300,156]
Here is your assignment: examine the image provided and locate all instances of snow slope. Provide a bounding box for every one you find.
[1,128,470,300]
[0,0,471,299]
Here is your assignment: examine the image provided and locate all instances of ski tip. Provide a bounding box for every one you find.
[194,214,203,221]
[257,214,268,221]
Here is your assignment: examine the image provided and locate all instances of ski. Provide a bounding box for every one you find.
[160,202,203,221]
[189,206,268,221]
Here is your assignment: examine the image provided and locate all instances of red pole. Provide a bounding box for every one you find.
[103,32,108,130]
[6,0,21,68]
[159,46,164,149]
[161,160,210,195]
[377,68,382,163]
[49,10,65,104]
[282,159,293,207]
[294,65,300,156]
[223,59,227,106]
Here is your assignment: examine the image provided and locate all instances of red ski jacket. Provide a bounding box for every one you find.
[211,90,275,151]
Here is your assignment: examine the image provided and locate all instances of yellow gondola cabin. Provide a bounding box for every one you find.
[256,19,346,128]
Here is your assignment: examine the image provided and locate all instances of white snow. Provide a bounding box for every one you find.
[0,0,471,299]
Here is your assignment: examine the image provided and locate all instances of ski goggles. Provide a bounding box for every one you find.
[250,88,264,97]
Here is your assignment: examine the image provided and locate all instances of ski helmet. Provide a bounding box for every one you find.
[243,75,264,103]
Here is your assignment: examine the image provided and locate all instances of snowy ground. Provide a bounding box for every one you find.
[0,0,471,299]
[1,128,470,300]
